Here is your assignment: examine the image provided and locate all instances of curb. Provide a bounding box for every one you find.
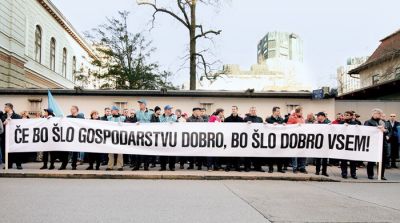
[0,172,340,182]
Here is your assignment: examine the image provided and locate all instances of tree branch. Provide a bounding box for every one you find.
[138,0,190,29]
[194,24,221,40]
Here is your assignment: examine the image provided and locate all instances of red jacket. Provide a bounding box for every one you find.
[287,114,305,124]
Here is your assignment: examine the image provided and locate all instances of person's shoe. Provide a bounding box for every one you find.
[150,164,156,168]
[315,172,320,175]
[256,168,265,172]
[322,173,329,177]
[86,166,94,170]
[48,165,55,170]
[244,168,250,172]
[159,168,166,171]
[300,169,308,174]
[278,169,285,173]
[71,167,77,170]
[106,168,113,171]
[197,166,202,171]
[224,167,230,172]
[342,175,348,179]
[117,168,123,171]
[235,168,242,172]
[187,165,194,170]
[58,166,66,170]
[368,176,374,180]
[132,167,139,171]
[283,167,288,171]
[293,170,298,174]
[180,165,184,169]
[96,167,100,170]
[16,166,23,170]
[169,168,175,171]
[144,167,149,171]
[40,165,48,170]
[207,167,213,172]
[381,177,387,180]
[268,169,273,173]
[351,175,358,179]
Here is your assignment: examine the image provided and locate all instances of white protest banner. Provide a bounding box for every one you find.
[6,117,383,162]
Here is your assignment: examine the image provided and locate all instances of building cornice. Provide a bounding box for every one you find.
[0,88,312,99]
[37,0,97,59]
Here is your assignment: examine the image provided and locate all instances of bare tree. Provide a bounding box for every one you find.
[137,0,222,90]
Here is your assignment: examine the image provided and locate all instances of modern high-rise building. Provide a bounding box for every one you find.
[257,31,303,64]
[337,56,369,95]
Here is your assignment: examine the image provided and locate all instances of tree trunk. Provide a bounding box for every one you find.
[189,0,197,90]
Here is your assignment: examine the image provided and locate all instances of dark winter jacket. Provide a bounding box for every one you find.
[224,114,244,123]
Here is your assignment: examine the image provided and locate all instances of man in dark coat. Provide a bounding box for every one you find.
[1,103,22,169]
[243,106,265,172]
[265,107,286,173]
[224,106,245,172]
[314,112,330,177]
[340,111,359,179]
[388,113,399,168]
[186,107,205,170]
[364,108,389,180]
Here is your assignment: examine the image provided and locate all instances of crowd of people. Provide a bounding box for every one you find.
[0,99,399,180]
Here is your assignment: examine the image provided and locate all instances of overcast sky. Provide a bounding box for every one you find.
[52,0,400,89]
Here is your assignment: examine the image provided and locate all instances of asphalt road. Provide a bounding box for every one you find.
[0,179,399,223]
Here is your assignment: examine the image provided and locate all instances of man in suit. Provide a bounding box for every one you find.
[388,114,399,168]
[1,103,22,169]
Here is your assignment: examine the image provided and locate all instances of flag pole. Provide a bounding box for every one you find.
[5,121,9,171]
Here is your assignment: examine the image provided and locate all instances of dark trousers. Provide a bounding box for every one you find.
[134,155,150,169]
[60,152,78,168]
[186,157,204,169]
[390,141,399,167]
[88,153,101,169]
[226,157,241,170]
[160,156,176,170]
[244,158,263,170]
[315,158,328,174]
[206,157,220,169]
[8,153,23,168]
[42,151,57,167]
[267,158,283,171]
[367,145,388,178]
[367,162,386,178]
[178,156,186,167]
[340,160,357,177]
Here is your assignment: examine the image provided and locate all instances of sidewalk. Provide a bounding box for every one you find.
[1,162,400,182]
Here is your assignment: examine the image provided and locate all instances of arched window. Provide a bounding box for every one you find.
[72,56,76,81]
[50,37,56,71]
[34,25,42,63]
[62,48,67,77]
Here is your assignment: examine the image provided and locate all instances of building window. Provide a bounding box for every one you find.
[200,103,213,114]
[72,56,76,81]
[50,37,56,71]
[28,98,42,117]
[286,104,300,114]
[114,102,127,110]
[372,74,380,85]
[62,48,67,77]
[34,25,42,63]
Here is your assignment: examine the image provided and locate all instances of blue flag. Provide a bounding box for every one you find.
[47,90,64,117]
